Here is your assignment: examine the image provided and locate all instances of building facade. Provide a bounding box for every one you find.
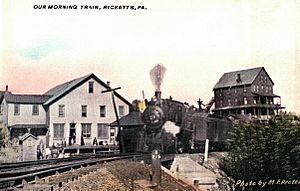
[43,73,131,147]
[212,67,284,120]
[0,93,50,148]
[0,73,131,151]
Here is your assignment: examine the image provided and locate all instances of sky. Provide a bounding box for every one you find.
[0,0,299,114]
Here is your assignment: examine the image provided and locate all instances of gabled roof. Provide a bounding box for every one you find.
[19,133,38,141]
[44,73,131,106]
[44,73,91,96]
[110,111,144,127]
[213,67,274,90]
[1,93,52,104]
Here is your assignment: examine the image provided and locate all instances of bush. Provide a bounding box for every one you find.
[0,127,6,148]
[221,117,300,191]
[0,123,18,162]
[0,146,18,162]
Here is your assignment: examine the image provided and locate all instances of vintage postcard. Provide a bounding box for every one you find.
[0,1,299,191]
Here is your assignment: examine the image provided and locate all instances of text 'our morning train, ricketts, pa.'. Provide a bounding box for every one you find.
[33,4,147,11]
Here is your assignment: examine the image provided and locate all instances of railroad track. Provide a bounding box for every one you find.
[0,153,148,190]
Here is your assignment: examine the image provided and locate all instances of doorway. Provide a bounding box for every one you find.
[69,123,76,146]
[110,128,116,144]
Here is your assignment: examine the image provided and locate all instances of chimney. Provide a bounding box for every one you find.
[154,91,161,100]
[236,73,242,83]
[5,85,8,92]
[106,81,110,86]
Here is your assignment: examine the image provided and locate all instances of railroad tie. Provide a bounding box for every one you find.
[64,174,80,182]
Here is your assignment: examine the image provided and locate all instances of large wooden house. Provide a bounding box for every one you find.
[212,67,284,120]
[43,73,131,148]
[0,73,131,156]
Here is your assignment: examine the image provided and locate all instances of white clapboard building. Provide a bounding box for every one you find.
[0,73,131,152]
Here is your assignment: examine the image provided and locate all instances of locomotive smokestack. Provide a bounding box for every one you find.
[143,63,166,131]
[154,91,161,100]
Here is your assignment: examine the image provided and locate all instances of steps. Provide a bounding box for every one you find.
[170,155,217,191]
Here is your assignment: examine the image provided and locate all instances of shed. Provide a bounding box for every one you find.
[19,133,38,161]
[110,111,146,152]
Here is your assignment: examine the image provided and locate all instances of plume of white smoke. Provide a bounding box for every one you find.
[149,64,166,91]
[162,121,180,136]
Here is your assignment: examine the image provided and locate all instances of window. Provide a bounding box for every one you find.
[220,100,223,107]
[261,86,264,92]
[266,86,268,93]
[97,124,109,138]
[228,99,231,106]
[58,105,65,117]
[269,86,272,93]
[88,81,94,93]
[14,104,20,115]
[254,99,257,104]
[27,138,33,147]
[234,87,237,94]
[82,123,91,138]
[32,105,39,115]
[227,87,231,95]
[118,105,125,117]
[82,105,87,117]
[244,86,247,93]
[53,123,64,139]
[244,97,248,104]
[219,89,223,96]
[100,105,106,117]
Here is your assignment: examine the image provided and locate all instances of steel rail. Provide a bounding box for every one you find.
[0,154,144,190]
[0,160,87,178]
[0,155,89,171]
[0,152,131,171]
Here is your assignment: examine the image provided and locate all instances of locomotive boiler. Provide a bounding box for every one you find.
[141,91,169,151]
[142,91,166,131]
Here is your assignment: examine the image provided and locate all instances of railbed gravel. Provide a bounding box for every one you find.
[55,160,195,191]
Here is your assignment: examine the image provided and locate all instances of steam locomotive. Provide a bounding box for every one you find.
[139,91,232,153]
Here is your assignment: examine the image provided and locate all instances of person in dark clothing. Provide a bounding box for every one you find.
[93,137,98,145]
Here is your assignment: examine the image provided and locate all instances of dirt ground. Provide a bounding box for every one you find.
[58,160,196,191]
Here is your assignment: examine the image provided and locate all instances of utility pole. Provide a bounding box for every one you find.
[102,86,125,153]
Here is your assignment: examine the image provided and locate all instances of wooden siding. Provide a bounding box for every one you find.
[48,79,129,147]
[214,69,275,109]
